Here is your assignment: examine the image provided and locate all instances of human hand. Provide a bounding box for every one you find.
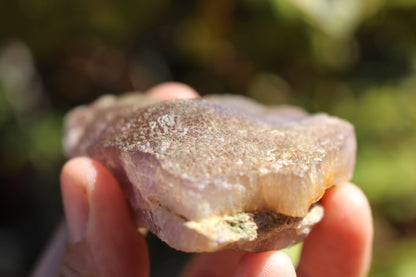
[34,83,373,277]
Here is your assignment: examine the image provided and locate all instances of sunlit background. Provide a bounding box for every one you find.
[1,0,416,276]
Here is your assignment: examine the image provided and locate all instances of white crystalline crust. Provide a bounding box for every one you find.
[64,93,356,252]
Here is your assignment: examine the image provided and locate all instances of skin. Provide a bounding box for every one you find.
[32,82,373,277]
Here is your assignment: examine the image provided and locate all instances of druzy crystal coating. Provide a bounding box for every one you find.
[64,93,356,252]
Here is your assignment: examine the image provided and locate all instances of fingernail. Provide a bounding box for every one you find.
[61,172,90,243]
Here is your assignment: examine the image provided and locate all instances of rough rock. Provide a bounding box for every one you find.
[64,93,356,252]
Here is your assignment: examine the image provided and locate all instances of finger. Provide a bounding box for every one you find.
[60,157,149,277]
[180,250,245,277]
[297,182,373,277]
[233,251,297,277]
[146,82,199,99]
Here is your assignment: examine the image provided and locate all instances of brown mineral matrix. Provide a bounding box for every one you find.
[64,93,356,252]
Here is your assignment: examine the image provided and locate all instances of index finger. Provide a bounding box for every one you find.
[147,82,199,99]
[297,182,373,277]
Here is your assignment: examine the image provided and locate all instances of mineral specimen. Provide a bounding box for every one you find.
[64,93,356,252]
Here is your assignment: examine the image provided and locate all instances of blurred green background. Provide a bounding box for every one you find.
[1,0,416,276]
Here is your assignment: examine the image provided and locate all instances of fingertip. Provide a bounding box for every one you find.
[321,183,373,259]
[147,82,199,99]
[61,157,97,192]
[61,157,116,243]
[322,183,373,241]
[297,182,373,277]
[60,157,150,276]
[87,158,150,276]
[326,183,373,275]
[61,157,95,243]
[234,251,296,277]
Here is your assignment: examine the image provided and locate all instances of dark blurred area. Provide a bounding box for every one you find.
[1,0,416,276]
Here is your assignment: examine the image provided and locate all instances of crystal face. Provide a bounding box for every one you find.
[64,93,356,252]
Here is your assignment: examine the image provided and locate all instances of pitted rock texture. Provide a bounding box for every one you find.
[64,93,356,252]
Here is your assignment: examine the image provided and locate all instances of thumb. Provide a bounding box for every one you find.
[60,157,149,277]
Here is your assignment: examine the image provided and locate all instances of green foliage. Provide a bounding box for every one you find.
[372,239,416,277]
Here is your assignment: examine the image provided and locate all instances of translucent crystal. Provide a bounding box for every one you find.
[64,93,356,252]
